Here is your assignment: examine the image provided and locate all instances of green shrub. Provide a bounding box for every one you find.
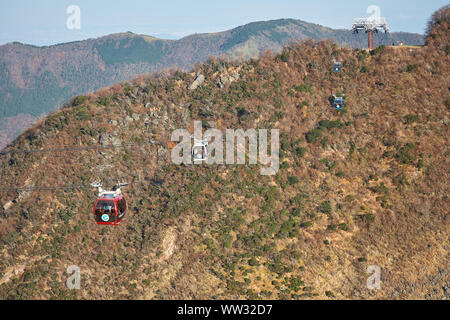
[73,95,87,106]
[58,208,75,223]
[382,152,395,160]
[376,195,388,208]
[318,119,343,130]
[306,120,343,143]
[406,64,419,72]
[288,176,299,185]
[72,105,91,121]
[349,141,356,155]
[336,171,345,178]
[3,230,19,245]
[417,157,424,170]
[319,201,332,214]
[97,252,105,263]
[280,51,290,62]
[295,147,307,157]
[123,84,134,94]
[300,221,313,228]
[272,111,284,121]
[393,172,408,186]
[278,218,299,238]
[357,50,368,61]
[371,45,385,55]
[404,114,419,124]
[370,183,389,195]
[236,106,247,119]
[204,238,215,250]
[306,128,322,143]
[280,161,290,169]
[325,290,335,298]
[248,258,260,266]
[280,135,291,151]
[395,142,417,165]
[286,276,304,292]
[293,83,313,93]
[327,224,337,231]
[97,96,111,106]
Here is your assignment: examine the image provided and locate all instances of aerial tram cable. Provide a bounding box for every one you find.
[0,166,165,225]
[0,140,163,157]
[0,183,91,193]
[0,164,162,193]
[0,133,192,194]
[0,140,163,192]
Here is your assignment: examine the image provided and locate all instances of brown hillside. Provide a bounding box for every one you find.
[0,12,448,300]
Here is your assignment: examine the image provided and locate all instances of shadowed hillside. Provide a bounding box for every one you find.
[0,7,448,300]
[0,19,425,149]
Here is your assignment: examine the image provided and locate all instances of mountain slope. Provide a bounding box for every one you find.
[0,9,448,300]
[0,19,425,149]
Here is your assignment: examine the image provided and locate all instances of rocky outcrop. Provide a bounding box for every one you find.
[217,69,240,88]
[99,134,121,146]
[188,74,205,90]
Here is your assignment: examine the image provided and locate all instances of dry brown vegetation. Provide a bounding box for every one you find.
[0,8,448,300]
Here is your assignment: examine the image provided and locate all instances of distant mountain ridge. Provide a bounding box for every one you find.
[0,18,424,149]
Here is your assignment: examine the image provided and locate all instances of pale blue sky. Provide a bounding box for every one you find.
[0,0,448,46]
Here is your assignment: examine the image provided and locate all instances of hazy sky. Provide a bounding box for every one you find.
[0,0,448,46]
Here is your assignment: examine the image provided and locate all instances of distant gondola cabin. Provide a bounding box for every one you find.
[192,139,208,163]
[333,62,342,72]
[334,96,344,110]
[332,94,345,110]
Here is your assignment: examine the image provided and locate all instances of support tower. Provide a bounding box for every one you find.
[352,16,389,50]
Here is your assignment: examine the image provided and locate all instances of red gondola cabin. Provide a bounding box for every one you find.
[91,182,128,226]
